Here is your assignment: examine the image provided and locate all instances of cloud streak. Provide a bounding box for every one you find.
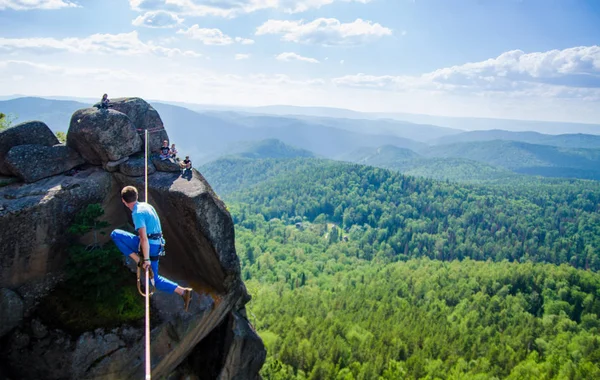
[177,25,254,45]
[332,45,600,100]
[276,52,320,63]
[132,10,184,28]
[0,0,79,10]
[256,18,392,46]
[0,31,200,57]
[129,0,374,18]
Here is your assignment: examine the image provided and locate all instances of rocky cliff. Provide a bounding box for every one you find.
[0,98,266,379]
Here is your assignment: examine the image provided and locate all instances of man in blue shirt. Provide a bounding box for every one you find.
[111,185,193,311]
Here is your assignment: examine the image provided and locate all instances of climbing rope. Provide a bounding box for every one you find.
[136,126,177,379]
[143,128,151,380]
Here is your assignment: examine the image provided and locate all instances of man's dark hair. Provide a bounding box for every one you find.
[121,186,138,203]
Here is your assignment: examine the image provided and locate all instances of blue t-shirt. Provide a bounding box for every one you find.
[132,202,163,245]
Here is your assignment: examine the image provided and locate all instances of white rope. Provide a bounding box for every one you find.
[144,129,151,380]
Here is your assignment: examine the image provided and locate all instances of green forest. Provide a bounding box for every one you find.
[200,157,600,379]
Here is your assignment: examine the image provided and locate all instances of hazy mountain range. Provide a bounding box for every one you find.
[2,95,600,182]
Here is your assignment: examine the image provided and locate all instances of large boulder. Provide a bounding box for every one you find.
[0,288,24,338]
[0,121,59,175]
[94,97,169,153]
[66,108,142,165]
[0,167,112,288]
[119,155,156,177]
[151,155,182,172]
[4,144,85,183]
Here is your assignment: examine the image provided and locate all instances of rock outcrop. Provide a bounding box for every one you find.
[152,155,182,172]
[219,311,267,380]
[119,155,156,177]
[0,121,59,176]
[4,144,85,183]
[67,108,142,165]
[0,288,24,338]
[94,97,169,153]
[0,97,265,379]
[0,168,112,289]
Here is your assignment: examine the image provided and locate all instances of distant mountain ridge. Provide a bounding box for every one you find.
[224,139,315,159]
[0,97,89,132]
[3,95,599,135]
[424,140,600,180]
[3,96,600,182]
[432,129,600,149]
[341,145,517,182]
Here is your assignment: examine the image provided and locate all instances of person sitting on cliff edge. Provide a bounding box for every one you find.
[111,185,193,311]
[159,140,171,160]
[99,94,111,110]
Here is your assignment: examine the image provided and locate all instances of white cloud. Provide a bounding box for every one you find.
[331,46,600,100]
[235,53,250,60]
[2,55,600,123]
[276,52,319,63]
[0,60,141,81]
[177,25,254,46]
[235,37,255,45]
[256,18,392,46]
[0,31,201,57]
[0,0,79,10]
[132,10,184,28]
[129,0,374,18]
[177,26,234,45]
[424,46,600,87]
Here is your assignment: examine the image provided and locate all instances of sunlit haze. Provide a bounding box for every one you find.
[1,0,599,123]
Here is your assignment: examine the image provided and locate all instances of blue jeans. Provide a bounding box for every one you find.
[111,229,178,293]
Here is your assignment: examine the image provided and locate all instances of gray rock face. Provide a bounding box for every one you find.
[119,155,156,177]
[71,331,126,379]
[113,169,240,294]
[218,310,266,380]
[151,155,182,172]
[0,121,59,175]
[95,97,169,153]
[30,318,48,339]
[0,97,265,379]
[0,288,24,338]
[102,156,129,173]
[0,167,112,288]
[67,108,142,165]
[0,174,19,186]
[4,144,85,183]
[5,327,73,379]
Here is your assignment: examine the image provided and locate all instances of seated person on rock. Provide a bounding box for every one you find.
[181,155,192,171]
[111,186,193,311]
[159,140,171,160]
[170,143,178,159]
[100,94,110,109]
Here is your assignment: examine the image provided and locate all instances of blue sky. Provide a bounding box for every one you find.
[0,0,599,122]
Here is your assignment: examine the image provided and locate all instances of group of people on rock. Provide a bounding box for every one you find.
[98,94,193,176]
[160,140,192,174]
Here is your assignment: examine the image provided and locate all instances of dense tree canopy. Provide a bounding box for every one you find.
[201,157,600,379]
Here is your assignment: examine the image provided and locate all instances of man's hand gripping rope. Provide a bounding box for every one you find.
[137,256,156,297]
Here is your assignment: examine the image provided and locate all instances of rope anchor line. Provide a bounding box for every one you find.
[143,129,152,380]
